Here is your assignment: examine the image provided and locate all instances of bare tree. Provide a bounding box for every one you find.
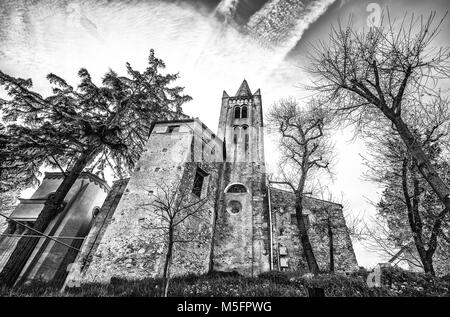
[307,10,450,213]
[362,214,424,270]
[344,210,369,243]
[140,179,211,297]
[364,136,450,274]
[267,98,334,275]
[360,92,450,275]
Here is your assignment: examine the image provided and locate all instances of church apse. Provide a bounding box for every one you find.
[0,172,109,287]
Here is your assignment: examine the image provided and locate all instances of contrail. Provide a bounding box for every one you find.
[246,0,336,56]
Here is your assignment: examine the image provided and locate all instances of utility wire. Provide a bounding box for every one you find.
[0,212,81,252]
[0,234,85,240]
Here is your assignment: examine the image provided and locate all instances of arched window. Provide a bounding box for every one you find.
[234,107,241,119]
[225,183,248,193]
[241,105,248,118]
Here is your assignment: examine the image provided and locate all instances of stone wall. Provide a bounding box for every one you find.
[269,188,358,273]
[69,178,129,279]
[212,162,270,276]
[80,121,222,283]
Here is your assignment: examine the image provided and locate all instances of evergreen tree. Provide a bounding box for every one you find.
[0,50,191,286]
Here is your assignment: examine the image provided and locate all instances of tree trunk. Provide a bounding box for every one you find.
[328,221,334,273]
[394,117,450,212]
[414,241,436,275]
[421,253,435,275]
[295,194,320,275]
[0,150,95,287]
[162,227,173,297]
[402,159,436,276]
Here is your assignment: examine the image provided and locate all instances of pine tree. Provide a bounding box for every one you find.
[0,50,192,286]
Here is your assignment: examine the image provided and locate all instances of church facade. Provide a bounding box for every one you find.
[73,80,358,284]
[1,81,358,287]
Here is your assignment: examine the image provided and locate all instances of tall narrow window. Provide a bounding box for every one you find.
[290,214,297,225]
[244,131,249,152]
[233,134,237,144]
[234,107,241,119]
[192,168,207,197]
[241,106,248,118]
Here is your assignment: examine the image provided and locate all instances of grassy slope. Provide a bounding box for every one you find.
[1,267,449,297]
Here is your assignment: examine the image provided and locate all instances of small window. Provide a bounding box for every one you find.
[280,258,289,268]
[279,246,288,256]
[92,207,101,219]
[154,167,160,172]
[234,107,241,119]
[167,125,180,133]
[162,148,168,152]
[233,134,237,144]
[241,106,248,118]
[290,214,297,225]
[192,168,208,197]
[227,200,242,214]
[291,214,310,228]
[303,215,310,228]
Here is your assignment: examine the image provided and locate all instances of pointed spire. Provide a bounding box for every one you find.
[222,90,229,98]
[235,79,252,97]
[253,88,261,96]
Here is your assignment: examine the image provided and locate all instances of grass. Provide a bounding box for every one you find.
[1,267,449,297]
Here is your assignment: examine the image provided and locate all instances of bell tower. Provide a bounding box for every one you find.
[217,79,264,164]
[214,80,270,276]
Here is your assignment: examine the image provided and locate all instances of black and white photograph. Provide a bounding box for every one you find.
[0,0,450,306]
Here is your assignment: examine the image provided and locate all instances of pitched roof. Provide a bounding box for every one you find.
[235,79,252,97]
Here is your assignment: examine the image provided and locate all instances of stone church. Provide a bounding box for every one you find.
[0,80,358,287]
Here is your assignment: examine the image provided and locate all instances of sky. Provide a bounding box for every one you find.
[1,0,450,268]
